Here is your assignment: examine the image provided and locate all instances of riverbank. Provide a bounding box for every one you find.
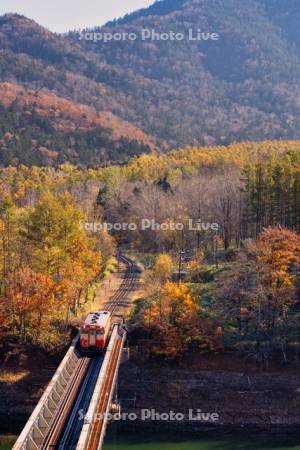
[116,352,300,429]
[1,349,299,436]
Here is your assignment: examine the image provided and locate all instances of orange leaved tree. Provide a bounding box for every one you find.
[3,267,58,345]
[217,227,300,366]
[143,282,221,359]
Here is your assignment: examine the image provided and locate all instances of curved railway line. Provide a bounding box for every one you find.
[104,255,138,314]
[40,255,138,450]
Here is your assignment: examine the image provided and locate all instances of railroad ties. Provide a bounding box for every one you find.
[12,255,138,450]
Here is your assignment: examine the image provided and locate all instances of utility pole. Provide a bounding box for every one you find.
[117,252,121,273]
[178,250,185,283]
[214,233,219,269]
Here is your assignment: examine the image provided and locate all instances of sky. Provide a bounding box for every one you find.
[0,0,155,33]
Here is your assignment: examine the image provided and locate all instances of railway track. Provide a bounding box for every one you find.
[56,357,103,450]
[104,255,138,314]
[41,356,91,449]
[40,255,137,450]
[85,337,123,450]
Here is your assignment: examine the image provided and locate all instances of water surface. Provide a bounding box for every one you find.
[103,431,300,450]
[0,435,17,450]
[3,429,300,449]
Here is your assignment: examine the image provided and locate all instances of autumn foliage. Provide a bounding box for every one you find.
[139,278,221,359]
[4,268,57,345]
[0,190,108,349]
[217,227,300,366]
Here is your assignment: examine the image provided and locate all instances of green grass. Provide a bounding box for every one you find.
[105,263,117,273]
[188,282,215,307]
[84,281,99,303]
[198,263,231,283]
[134,253,156,269]
[187,262,233,307]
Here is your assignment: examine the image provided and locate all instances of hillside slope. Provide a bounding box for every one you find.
[0,82,152,166]
[1,0,300,164]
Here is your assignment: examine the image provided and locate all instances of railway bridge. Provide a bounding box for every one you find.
[13,256,139,450]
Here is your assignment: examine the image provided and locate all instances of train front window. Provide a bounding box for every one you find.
[97,328,105,335]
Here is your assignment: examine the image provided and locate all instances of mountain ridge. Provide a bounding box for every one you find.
[1,0,300,165]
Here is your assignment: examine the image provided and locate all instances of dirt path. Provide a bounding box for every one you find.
[81,270,124,316]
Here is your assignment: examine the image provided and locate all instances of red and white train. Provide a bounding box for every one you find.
[79,310,111,353]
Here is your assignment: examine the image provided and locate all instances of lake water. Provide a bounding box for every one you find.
[103,431,300,450]
[0,436,17,450]
[2,430,300,449]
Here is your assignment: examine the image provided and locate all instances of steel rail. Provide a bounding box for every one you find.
[40,357,91,449]
[105,256,136,314]
[57,357,103,450]
[85,337,123,450]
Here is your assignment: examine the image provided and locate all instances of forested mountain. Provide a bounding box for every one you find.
[1,0,300,164]
[0,82,153,166]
